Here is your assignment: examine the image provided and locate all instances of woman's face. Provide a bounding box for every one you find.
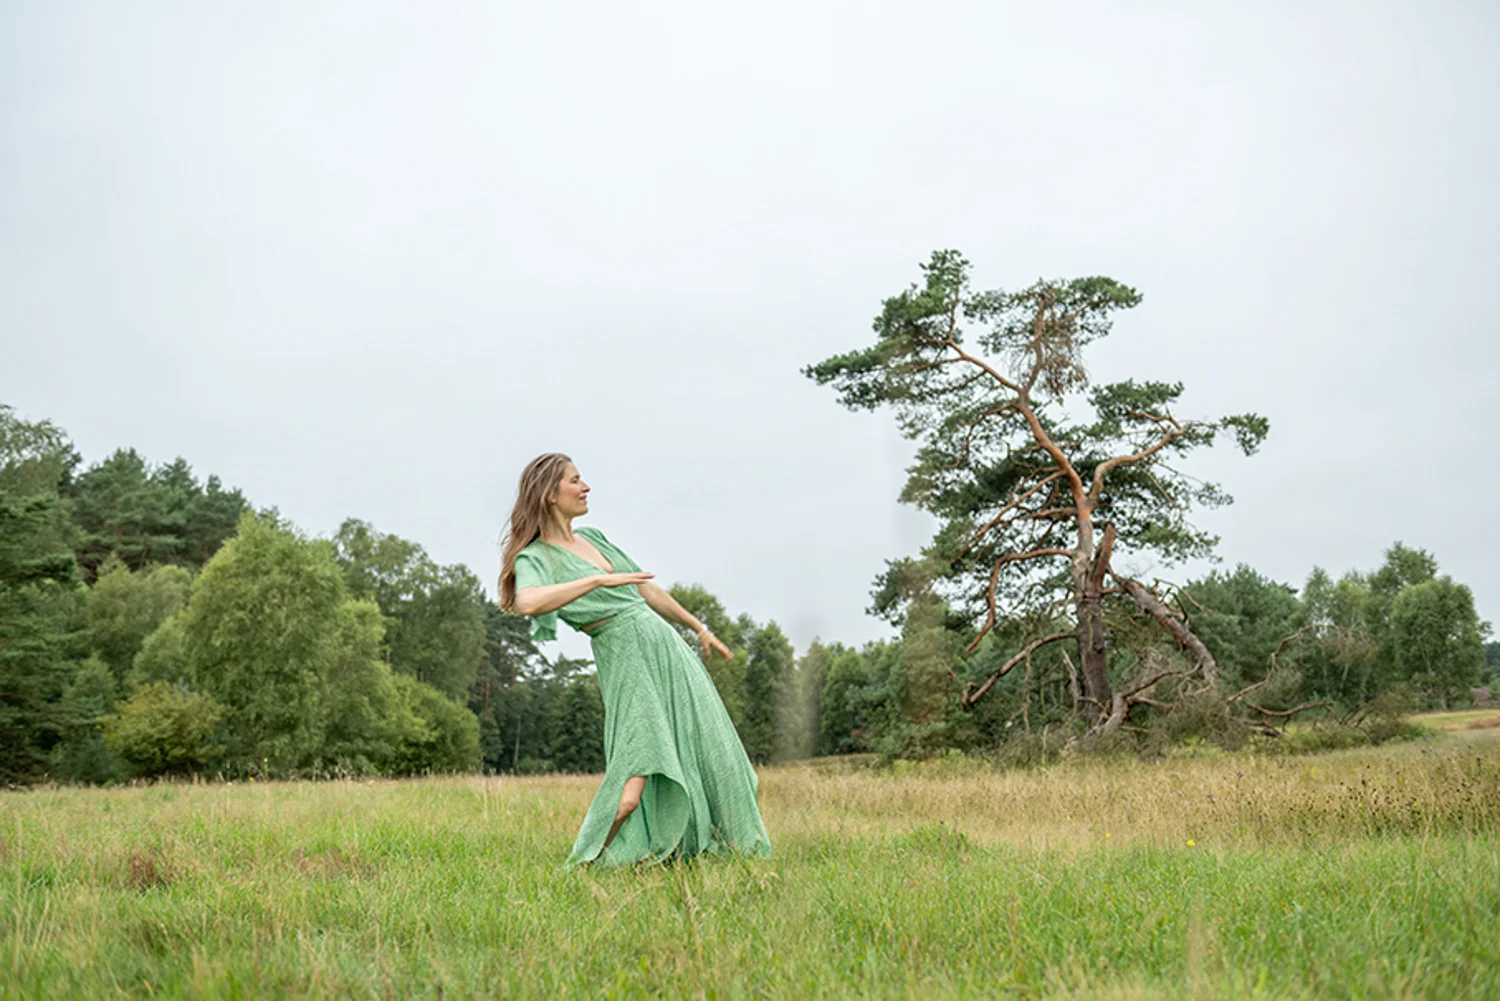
[550,463,590,519]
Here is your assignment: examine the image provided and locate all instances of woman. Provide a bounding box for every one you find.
[499,452,773,867]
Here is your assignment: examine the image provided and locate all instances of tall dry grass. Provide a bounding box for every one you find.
[1,712,1496,999]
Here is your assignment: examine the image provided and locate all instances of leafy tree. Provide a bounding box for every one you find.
[669,584,748,727]
[818,640,903,755]
[129,614,189,687]
[101,681,224,777]
[51,655,123,783]
[883,590,967,758]
[485,677,550,773]
[182,513,345,775]
[0,490,86,783]
[848,641,904,750]
[1296,544,1484,709]
[333,519,486,700]
[479,602,545,687]
[740,620,794,763]
[0,403,73,496]
[1486,642,1500,679]
[1299,566,1382,705]
[388,673,481,775]
[1369,543,1438,600]
[1389,577,1487,709]
[86,559,191,685]
[395,563,487,699]
[65,450,247,578]
[469,602,548,772]
[67,449,181,575]
[1181,566,1302,691]
[807,250,1268,736]
[818,643,869,754]
[183,474,249,567]
[317,599,419,775]
[549,676,606,773]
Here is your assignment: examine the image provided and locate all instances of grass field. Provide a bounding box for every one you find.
[4,711,1499,1000]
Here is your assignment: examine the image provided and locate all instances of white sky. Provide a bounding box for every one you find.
[3,0,1496,662]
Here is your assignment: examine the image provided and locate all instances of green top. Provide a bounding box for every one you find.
[512,526,646,643]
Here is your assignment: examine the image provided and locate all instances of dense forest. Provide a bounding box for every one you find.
[1,399,1493,786]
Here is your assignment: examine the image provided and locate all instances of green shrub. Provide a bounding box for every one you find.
[1276,722,1371,755]
[1366,716,1432,745]
[51,656,124,784]
[128,614,187,687]
[388,674,481,776]
[101,682,223,777]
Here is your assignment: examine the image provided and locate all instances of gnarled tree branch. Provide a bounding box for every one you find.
[1114,575,1219,686]
[962,630,1075,707]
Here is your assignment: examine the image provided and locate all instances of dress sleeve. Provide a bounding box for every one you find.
[512,548,558,643]
[581,526,640,573]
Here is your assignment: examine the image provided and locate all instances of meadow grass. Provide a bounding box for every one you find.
[3,712,1498,1000]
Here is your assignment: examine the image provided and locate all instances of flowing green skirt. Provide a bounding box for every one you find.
[565,602,773,868]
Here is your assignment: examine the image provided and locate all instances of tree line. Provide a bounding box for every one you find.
[3,335,1493,785]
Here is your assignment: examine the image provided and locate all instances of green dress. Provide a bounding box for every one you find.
[513,526,773,868]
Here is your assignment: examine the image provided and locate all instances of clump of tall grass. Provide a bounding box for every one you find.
[771,730,1500,847]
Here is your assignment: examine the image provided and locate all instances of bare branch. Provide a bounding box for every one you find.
[940,338,1023,395]
[1229,626,1314,705]
[969,548,1073,651]
[956,471,1066,560]
[1019,506,1078,522]
[1087,416,1188,504]
[1061,648,1081,710]
[1246,700,1330,718]
[1115,575,1219,685]
[962,630,1075,705]
[1120,666,1197,702]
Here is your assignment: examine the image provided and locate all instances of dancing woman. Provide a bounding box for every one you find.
[499,453,773,867]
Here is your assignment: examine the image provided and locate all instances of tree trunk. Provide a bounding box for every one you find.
[1071,520,1111,722]
[1075,587,1111,722]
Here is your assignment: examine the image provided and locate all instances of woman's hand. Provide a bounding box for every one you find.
[698,628,731,661]
[595,571,654,588]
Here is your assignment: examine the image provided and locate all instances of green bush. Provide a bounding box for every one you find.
[51,656,124,784]
[1366,716,1431,745]
[101,682,224,777]
[389,674,481,776]
[1275,723,1371,755]
[1266,704,1432,757]
[128,614,188,687]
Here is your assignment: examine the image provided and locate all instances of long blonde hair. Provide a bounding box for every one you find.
[499,452,573,612]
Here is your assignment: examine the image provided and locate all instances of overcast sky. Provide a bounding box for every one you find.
[3,1,1496,661]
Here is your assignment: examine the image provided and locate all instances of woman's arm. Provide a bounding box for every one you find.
[639,581,732,660]
[638,580,702,631]
[515,572,653,617]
